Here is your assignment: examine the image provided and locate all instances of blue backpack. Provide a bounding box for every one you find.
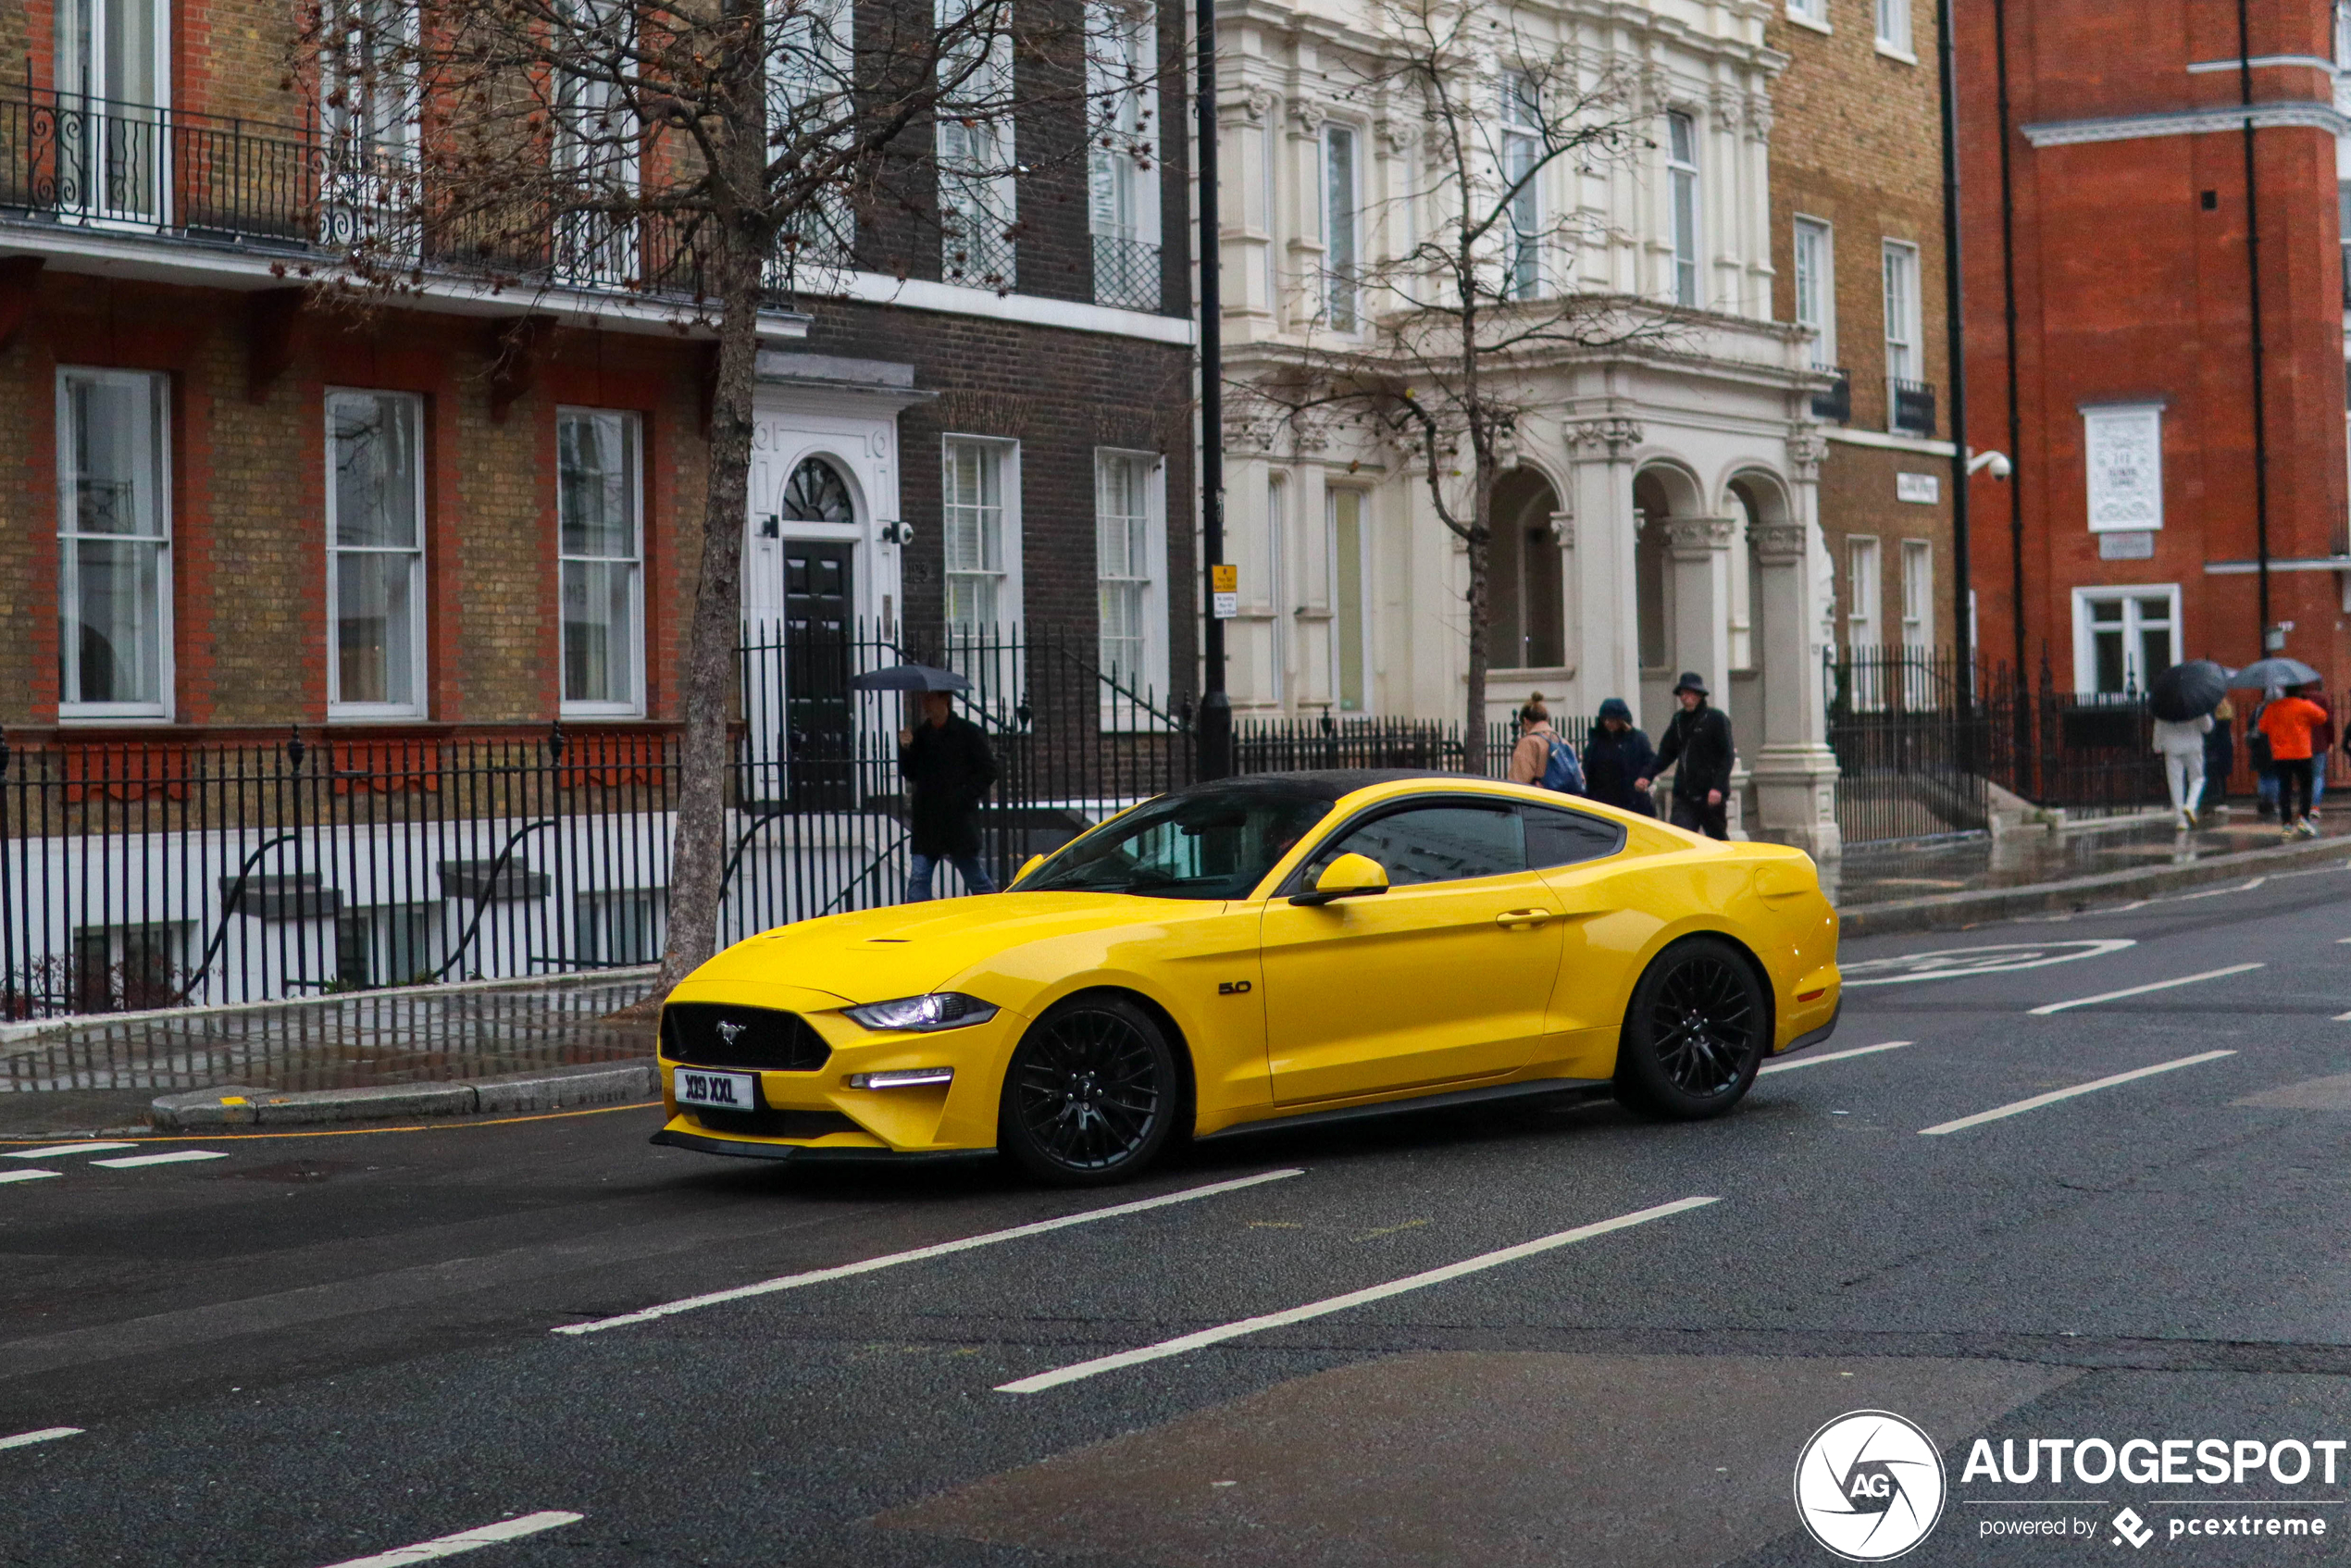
[1539,733,1585,794]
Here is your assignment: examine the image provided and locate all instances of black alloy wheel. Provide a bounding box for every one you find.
[1613,936,1768,1119]
[999,994,1180,1185]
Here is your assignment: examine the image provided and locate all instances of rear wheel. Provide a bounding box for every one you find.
[999,994,1179,1185]
[1613,937,1767,1119]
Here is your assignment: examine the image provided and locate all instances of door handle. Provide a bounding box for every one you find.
[1495,908,1554,928]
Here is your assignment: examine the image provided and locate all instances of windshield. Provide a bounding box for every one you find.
[1019,786,1335,901]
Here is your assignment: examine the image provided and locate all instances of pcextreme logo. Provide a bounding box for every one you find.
[1795,1410,1949,1562]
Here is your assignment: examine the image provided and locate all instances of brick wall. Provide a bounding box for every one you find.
[1765,0,1959,660]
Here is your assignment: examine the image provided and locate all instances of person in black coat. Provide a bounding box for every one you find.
[2202,698,2235,808]
[1639,671,1736,840]
[899,691,999,900]
[1580,697,1658,815]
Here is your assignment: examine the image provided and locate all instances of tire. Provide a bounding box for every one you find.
[998,994,1181,1185]
[1612,936,1769,1120]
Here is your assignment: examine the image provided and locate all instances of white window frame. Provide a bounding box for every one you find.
[1846,535,1881,651]
[765,0,854,274]
[937,0,1017,288]
[56,367,173,721]
[1899,538,1933,655]
[1500,71,1543,302]
[1322,122,1362,332]
[1666,111,1699,308]
[1263,472,1288,704]
[318,0,422,256]
[56,0,171,226]
[1093,448,1167,712]
[556,407,645,717]
[1882,239,1922,422]
[1875,0,1914,58]
[1793,216,1836,367]
[553,0,641,286]
[1327,486,1370,713]
[1085,0,1160,249]
[941,435,1023,634]
[2071,585,2181,697]
[1786,0,1830,31]
[325,388,429,721]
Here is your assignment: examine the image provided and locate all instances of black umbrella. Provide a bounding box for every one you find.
[2229,656,2322,692]
[2147,659,2228,722]
[848,662,972,693]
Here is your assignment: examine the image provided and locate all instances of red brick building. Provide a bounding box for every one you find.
[1956,0,2351,694]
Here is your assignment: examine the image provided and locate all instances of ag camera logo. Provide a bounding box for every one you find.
[1795,1410,1947,1561]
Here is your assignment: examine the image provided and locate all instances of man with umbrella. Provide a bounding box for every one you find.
[2148,660,2225,830]
[855,664,1001,900]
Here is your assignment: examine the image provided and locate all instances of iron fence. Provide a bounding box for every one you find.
[1822,648,1990,844]
[1091,231,1161,311]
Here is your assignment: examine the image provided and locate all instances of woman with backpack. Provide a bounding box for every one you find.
[1580,697,1658,815]
[1507,695,1584,794]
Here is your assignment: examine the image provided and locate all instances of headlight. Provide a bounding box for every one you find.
[841,992,1000,1032]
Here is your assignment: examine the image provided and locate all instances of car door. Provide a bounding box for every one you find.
[1522,803,1639,1053]
[1259,797,1568,1104]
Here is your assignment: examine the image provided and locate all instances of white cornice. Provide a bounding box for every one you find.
[2021,100,2351,146]
[2185,56,2336,74]
[820,271,1195,344]
[1824,426,1958,457]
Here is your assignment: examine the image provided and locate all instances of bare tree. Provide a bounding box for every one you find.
[1242,0,1666,770]
[295,0,1158,997]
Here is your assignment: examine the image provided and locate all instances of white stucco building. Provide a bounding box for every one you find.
[1210,0,1843,855]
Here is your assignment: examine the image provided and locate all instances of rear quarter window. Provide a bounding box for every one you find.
[1522,804,1628,868]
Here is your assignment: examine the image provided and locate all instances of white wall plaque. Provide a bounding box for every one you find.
[2083,403,2164,533]
[2097,530,2154,560]
[1896,472,1940,504]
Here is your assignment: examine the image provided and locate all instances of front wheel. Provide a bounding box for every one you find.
[999,995,1180,1185]
[1613,937,1768,1119]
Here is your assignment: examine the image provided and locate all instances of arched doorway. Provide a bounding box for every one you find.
[1486,467,1565,671]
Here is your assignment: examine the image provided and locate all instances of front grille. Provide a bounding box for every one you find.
[661,1002,832,1072]
[688,1106,864,1139]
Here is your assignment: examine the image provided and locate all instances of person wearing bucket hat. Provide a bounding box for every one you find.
[1638,672,1736,840]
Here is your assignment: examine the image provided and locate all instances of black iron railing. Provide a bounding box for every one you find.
[1890,378,1937,438]
[1810,365,1851,424]
[1091,230,1161,311]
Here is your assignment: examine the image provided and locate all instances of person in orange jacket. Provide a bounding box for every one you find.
[2258,683,2329,840]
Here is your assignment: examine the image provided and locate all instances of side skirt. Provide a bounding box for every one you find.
[1196,1076,1614,1144]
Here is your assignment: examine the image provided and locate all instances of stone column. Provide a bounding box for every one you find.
[1748,518,1843,859]
[1665,516,1735,704]
[1562,417,1643,713]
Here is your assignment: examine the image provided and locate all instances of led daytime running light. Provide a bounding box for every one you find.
[847,1067,957,1089]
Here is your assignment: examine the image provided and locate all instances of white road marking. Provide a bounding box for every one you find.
[1841,939,2135,988]
[0,1426,83,1450]
[1918,1052,2238,1137]
[1760,1041,1913,1076]
[2026,964,2264,1015]
[2335,1012,2351,1023]
[314,1512,583,1567]
[996,1195,1720,1395]
[555,1168,1307,1336]
[0,1143,136,1161]
[0,1171,62,1186]
[89,1151,230,1169]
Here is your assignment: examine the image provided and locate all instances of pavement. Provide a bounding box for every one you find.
[3,869,2350,1565]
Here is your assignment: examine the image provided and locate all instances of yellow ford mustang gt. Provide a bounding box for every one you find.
[653,770,1840,1184]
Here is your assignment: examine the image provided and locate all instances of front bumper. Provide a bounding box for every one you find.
[649,1127,990,1165]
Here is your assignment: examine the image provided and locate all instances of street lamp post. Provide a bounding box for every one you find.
[1194,0,1231,779]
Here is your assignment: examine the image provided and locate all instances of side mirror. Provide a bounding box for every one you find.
[1289,852,1391,907]
[1015,853,1045,886]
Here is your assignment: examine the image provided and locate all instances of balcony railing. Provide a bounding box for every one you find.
[1092,230,1161,312]
[1810,364,1851,424]
[0,85,714,302]
[1891,378,1937,438]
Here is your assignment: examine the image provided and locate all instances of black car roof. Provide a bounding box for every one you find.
[1166,769,1480,803]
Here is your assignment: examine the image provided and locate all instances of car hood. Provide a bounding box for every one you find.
[684,891,1201,1006]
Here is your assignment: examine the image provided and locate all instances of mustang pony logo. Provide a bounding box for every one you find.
[715,1020,747,1046]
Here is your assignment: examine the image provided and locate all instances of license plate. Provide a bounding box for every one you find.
[675,1069,756,1112]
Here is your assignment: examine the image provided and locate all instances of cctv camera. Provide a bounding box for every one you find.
[1987,453,2012,480]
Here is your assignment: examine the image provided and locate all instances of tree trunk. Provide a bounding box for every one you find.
[641,232,765,1006]
[1462,456,1493,777]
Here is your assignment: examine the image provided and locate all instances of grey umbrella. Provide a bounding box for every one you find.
[848,662,973,693]
[2230,656,2322,691]
[2147,659,2229,722]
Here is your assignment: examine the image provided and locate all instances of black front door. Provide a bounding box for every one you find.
[784,540,854,807]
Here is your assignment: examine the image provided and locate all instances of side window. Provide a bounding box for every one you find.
[1308,803,1527,887]
[1522,804,1626,869]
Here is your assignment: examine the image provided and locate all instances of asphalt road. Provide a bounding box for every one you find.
[6,864,2351,1567]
